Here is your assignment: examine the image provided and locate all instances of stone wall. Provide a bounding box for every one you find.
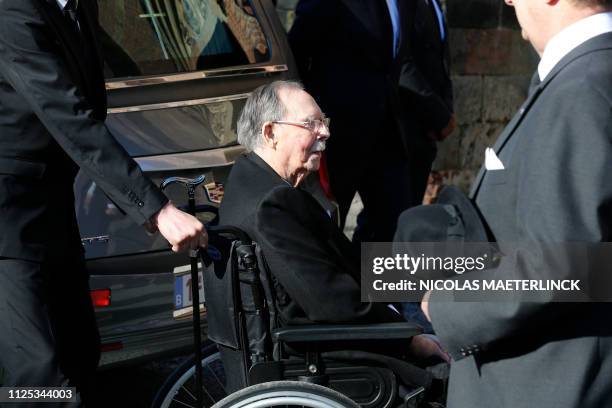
[430,0,539,194]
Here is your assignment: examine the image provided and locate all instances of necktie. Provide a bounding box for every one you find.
[528,71,542,96]
[64,0,80,31]
[430,0,446,42]
[385,0,401,58]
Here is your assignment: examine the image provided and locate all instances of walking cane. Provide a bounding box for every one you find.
[161,175,206,408]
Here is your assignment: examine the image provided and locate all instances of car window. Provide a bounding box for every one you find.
[98,0,270,78]
[105,97,246,156]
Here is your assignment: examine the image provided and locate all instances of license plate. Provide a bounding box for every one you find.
[173,262,206,319]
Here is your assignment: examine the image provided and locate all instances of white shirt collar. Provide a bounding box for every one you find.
[56,0,69,10]
[538,12,612,81]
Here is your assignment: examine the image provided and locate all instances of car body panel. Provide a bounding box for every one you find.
[75,0,298,368]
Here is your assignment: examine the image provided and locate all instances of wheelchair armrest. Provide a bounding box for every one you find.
[272,322,422,343]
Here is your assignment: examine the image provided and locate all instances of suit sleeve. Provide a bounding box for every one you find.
[398,1,452,133]
[398,58,452,132]
[428,71,612,360]
[0,2,167,224]
[255,186,402,324]
[288,0,334,82]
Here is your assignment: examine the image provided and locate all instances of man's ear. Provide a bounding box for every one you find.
[261,121,276,148]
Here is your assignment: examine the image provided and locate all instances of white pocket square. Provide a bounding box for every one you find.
[485,147,505,170]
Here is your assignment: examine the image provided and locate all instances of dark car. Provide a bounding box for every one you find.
[76,0,298,368]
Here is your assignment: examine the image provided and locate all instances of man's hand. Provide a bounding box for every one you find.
[429,113,457,141]
[409,334,451,363]
[151,202,208,252]
[421,290,432,322]
[439,113,456,140]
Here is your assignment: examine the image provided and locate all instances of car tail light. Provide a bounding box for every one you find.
[100,342,123,352]
[90,289,111,307]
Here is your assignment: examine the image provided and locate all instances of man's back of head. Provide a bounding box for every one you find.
[505,0,612,55]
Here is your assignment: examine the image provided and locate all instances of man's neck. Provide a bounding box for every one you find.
[538,10,612,80]
[253,150,298,187]
[540,6,611,55]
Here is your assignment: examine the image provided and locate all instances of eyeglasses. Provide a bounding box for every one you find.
[271,117,331,134]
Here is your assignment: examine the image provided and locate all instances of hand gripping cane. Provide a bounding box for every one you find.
[160,175,206,408]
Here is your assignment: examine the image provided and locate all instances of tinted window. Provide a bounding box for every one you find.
[106,97,246,156]
[98,0,270,78]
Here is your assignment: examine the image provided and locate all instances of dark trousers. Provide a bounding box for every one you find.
[0,257,100,406]
[326,119,434,243]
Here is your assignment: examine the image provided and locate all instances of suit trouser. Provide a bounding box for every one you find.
[0,257,100,406]
[326,119,434,243]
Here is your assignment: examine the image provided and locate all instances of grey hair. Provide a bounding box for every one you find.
[237,80,304,152]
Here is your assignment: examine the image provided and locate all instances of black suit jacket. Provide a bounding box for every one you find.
[429,32,612,407]
[0,0,167,261]
[399,0,453,148]
[220,153,402,326]
[289,0,416,158]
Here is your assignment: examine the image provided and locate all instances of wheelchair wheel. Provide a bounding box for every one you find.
[211,381,360,408]
[151,344,227,408]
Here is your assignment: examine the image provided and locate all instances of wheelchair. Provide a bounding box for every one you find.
[152,225,447,408]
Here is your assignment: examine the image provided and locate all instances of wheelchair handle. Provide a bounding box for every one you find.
[160,174,207,408]
[160,175,206,217]
[160,174,206,191]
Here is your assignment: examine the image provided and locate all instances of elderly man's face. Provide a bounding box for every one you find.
[273,88,330,181]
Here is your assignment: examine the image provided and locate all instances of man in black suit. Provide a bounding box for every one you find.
[419,0,612,406]
[220,81,449,364]
[221,80,399,325]
[289,0,415,243]
[289,0,455,242]
[0,0,207,401]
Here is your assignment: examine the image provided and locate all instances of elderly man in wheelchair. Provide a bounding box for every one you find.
[204,80,449,408]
